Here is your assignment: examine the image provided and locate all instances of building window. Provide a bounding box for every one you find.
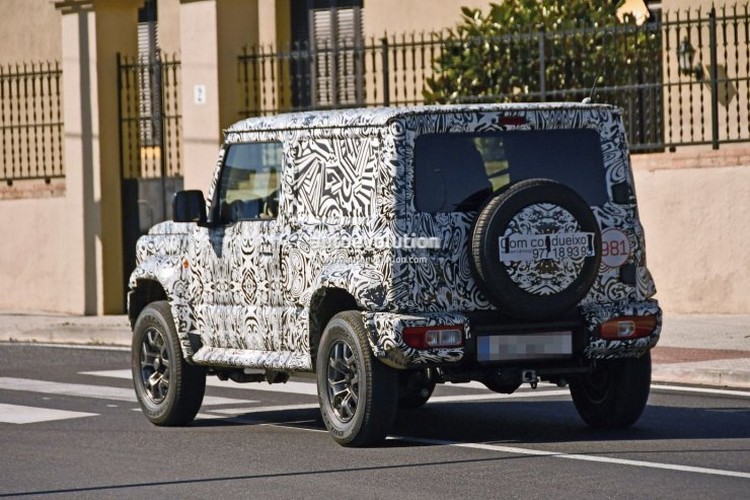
[291,0,364,109]
[137,0,161,146]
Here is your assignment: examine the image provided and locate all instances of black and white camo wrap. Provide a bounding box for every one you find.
[129,103,660,371]
[362,312,469,366]
[581,299,662,359]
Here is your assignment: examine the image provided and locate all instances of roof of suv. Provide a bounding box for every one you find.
[224,102,619,134]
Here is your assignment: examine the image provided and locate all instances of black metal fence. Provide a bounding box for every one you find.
[117,52,184,297]
[117,52,182,180]
[0,61,63,184]
[663,5,750,149]
[238,5,750,153]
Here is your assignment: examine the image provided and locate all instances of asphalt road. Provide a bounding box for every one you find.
[1,343,749,499]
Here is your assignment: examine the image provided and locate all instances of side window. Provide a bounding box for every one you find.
[215,142,283,223]
[413,134,492,213]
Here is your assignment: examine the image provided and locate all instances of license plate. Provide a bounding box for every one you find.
[477,332,573,362]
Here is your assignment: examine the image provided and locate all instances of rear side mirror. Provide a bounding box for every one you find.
[173,190,207,224]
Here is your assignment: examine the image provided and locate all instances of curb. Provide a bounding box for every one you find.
[652,365,750,391]
[0,328,131,347]
[0,315,131,347]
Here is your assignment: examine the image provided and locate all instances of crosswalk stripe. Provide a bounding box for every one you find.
[429,389,569,403]
[0,403,97,424]
[207,403,320,415]
[83,369,320,396]
[0,377,252,406]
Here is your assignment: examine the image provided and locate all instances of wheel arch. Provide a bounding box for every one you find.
[128,279,168,328]
[308,287,359,371]
[127,255,195,358]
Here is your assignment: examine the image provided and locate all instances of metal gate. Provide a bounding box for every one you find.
[117,52,182,293]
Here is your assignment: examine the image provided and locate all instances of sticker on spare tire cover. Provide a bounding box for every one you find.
[499,232,596,263]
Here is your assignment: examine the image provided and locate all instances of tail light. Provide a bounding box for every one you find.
[599,316,657,340]
[403,326,464,349]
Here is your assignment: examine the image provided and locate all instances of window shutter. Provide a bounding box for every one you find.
[311,6,363,107]
[137,21,160,146]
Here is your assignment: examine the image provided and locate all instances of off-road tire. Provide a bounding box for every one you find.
[131,301,206,426]
[397,370,436,410]
[317,311,398,447]
[569,351,652,429]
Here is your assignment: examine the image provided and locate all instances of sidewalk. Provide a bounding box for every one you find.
[651,314,750,390]
[0,311,748,390]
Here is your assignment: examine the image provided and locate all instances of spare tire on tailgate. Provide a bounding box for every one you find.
[471,179,602,320]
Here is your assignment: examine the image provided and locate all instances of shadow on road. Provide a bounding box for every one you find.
[190,396,750,445]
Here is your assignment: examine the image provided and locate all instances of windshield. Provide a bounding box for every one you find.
[414,128,608,212]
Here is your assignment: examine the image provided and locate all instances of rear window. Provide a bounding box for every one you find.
[414,129,608,212]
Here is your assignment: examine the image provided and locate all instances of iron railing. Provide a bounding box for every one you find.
[663,5,750,149]
[117,52,182,180]
[238,5,750,153]
[0,61,63,183]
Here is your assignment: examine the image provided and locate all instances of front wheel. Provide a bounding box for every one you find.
[317,311,398,447]
[569,352,651,429]
[131,301,206,426]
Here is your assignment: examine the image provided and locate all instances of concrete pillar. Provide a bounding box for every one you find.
[180,0,259,190]
[55,0,143,314]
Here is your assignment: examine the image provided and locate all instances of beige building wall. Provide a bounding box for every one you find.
[663,0,714,11]
[0,196,79,312]
[3,0,750,316]
[632,149,750,314]
[180,0,263,190]
[0,0,143,314]
[362,0,489,37]
[0,0,62,63]
[157,0,182,54]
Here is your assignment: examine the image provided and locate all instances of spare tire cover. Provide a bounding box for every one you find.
[471,179,602,320]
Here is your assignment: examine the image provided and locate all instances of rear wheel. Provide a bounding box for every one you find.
[569,352,651,428]
[131,301,206,426]
[317,311,398,447]
[398,370,436,409]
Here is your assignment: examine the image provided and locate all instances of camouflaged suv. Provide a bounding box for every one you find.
[128,103,661,446]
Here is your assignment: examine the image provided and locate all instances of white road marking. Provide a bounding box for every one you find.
[444,381,493,391]
[651,384,750,398]
[198,391,569,421]
[389,436,750,480]
[173,416,750,480]
[206,380,318,396]
[83,370,750,403]
[207,403,319,415]
[429,389,569,403]
[0,377,251,406]
[83,370,563,401]
[0,403,97,424]
[83,369,320,396]
[195,412,234,420]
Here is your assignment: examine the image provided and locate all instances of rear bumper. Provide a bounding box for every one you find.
[363,299,661,370]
